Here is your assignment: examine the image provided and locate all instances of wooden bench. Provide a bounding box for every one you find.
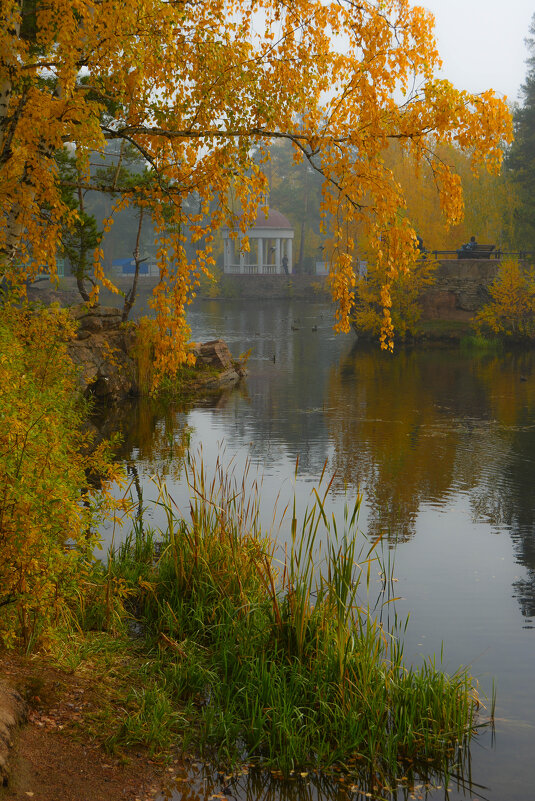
[457,244,495,259]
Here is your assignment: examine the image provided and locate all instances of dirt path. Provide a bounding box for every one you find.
[0,654,167,801]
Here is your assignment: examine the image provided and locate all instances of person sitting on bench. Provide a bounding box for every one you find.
[458,235,477,256]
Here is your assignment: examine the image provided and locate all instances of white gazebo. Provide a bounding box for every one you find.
[222,208,294,274]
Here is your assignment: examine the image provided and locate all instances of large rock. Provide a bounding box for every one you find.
[66,309,246,404]
[66,306,138,403]
[0,683,26,786]
[193,339,234,370]
[192,339,248,378]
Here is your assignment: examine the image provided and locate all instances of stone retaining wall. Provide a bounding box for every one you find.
[430,259,501,312]
[217,262,502,310]
[28,261,504,311]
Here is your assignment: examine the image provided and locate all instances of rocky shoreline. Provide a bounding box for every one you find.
[63,305,246,405]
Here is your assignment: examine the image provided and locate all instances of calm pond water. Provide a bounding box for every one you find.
[103,297,535,801]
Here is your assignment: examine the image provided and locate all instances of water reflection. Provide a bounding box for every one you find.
[98,299,535,800]
[103,302,535,621]
[185,299,349,476]
[324,344,535,618]
[156,752,482,801]
[326,347,465,541]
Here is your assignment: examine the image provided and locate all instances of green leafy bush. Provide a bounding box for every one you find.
[0,303,120,649]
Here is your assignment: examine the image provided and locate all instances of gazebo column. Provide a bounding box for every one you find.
[239,238,245,274]
[258,237,263,274]
[275,238,281,274]
[287,238,293,274]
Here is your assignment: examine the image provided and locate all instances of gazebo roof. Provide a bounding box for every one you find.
[223,208,293,233]
[252,208,293,230]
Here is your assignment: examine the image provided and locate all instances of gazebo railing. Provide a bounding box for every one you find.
[226,263,281,274]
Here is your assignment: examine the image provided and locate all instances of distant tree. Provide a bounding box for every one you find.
[383,141,515,254]
[353,252,436,343]
[58,143,157,312]
[57,149,102,302]
[506,13,535,252]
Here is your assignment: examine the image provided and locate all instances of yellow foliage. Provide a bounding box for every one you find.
[476,259,535,340]
[0,0,512,371]
[353,253,437,343]
[132,316,159,394]
[0,303,124,649]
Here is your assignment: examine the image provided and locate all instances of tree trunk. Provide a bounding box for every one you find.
[297,165,309,273]
[122,206,145,322]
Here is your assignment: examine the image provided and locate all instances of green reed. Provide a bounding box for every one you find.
[460,333,503,352]
[105,453,484,786]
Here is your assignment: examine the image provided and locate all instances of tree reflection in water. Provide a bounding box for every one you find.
[325,344,535,619]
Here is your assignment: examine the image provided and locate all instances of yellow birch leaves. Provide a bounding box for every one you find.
[0,0,512,374]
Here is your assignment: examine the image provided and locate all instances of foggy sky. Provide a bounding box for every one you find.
[421,0,534,103]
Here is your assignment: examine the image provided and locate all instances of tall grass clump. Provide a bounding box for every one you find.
[108,454,484,787]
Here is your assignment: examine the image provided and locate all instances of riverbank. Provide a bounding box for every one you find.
[0,298,494,800]
[0,650,168,801]
[26,274,331,313]
[353,318,476,345]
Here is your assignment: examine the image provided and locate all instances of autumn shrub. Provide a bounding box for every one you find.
[353,257,437,342]
[132,316,196,395]
[132,315,218,398]
[476,259,535,340]
[0,302,120,650]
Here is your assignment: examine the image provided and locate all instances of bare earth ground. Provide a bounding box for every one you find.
[0,653,169,801]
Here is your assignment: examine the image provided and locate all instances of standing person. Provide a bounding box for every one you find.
[282,254,289,274]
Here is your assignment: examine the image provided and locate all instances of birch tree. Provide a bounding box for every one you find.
[0,0,512,377]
